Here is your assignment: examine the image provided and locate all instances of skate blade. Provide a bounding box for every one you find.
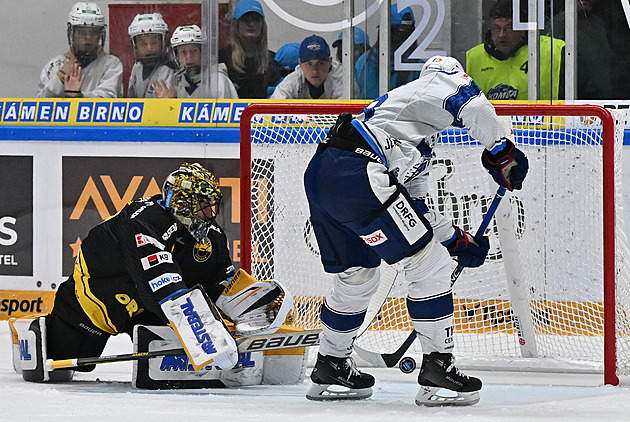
[306,383,373,401]
[415,386,480,407]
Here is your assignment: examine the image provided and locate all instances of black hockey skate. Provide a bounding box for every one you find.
[306,353,375,401]
[415,352,481,407]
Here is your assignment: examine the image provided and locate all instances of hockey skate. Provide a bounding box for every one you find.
[306,353,374,401]
[415,352,481,407]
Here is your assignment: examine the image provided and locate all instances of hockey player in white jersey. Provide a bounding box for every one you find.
[303,56,528,406]
[37,2,123,98]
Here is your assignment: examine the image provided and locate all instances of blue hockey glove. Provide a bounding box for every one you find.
[442,226,490,268]
[481,138,529,191]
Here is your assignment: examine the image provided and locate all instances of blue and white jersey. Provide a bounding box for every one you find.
[354,68,506,182]
[352,65,507,242]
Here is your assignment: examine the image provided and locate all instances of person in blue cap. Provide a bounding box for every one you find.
[355,3,423,99]
[270,35,354,99]
[218,0,281,98]
[332,27,371,66]
[267,42,300,97]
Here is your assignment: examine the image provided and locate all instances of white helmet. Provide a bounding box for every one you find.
[66,2,106,64]
[420,56,464,78]
[171,25,203,49]
[128,13,169,39]
[128,13,169,63]
[68,2,106,28]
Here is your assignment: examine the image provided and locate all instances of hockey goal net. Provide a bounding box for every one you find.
[239,102,630,385]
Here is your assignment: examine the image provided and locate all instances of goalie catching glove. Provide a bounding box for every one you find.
[442,226,489,268]
[481,138,529,191]
[216,269,294,337]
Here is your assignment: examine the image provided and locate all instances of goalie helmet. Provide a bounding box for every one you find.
[128,13,169,64]
[162,163,222,242]
[67,2,106,65]
[420,56,464,78]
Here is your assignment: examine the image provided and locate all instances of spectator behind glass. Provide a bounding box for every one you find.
[354,4,422,100]
[37,2,123,98]
[127,13,176,98]
[267,42,300,97]
[153,25,237,99]
[219,0,281,98]
[466,0,565,100]
[548,0,612,99]
[332,27,371,65]
[271,35,351,99]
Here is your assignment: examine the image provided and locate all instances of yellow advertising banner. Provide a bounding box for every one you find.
[0,290,55,320]
[0,98,367,128]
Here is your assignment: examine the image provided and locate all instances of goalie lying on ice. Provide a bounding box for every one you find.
[10,162,304,387]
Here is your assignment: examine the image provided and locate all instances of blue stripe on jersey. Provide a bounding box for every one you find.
[320,301,367,333]
[406,291,454,321]
[444,79,482,128]
[351,120,388,167]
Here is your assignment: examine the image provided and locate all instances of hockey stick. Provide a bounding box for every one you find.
[46,329,321,371]
[354,186,508,368]
[357,264,400,338]
[450,185,507,286]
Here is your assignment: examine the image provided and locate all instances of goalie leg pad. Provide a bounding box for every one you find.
[9,318,24,373]
[160,286,238,371]
[18,317,74,383]
[132,325,263,389]
[261,326,309,385]
[216,269,294,336]
[20,317,48,382]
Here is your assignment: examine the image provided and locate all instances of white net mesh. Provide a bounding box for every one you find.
[242,104,630,382]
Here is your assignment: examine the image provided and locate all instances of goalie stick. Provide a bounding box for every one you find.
[46,328,322,371]
[353,186,507,368]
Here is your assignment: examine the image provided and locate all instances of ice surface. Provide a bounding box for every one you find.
[2,320,630,422]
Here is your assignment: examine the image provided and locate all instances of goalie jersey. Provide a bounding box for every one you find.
[65,193,234,335]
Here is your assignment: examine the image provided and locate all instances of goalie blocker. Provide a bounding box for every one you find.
[160,285,238,371]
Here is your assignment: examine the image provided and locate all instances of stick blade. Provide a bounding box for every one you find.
[353,344,388,367]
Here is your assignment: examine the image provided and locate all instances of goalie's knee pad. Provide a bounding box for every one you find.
[216,269,294,336]
[17,316,74,383]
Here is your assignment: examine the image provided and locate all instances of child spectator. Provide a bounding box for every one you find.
[153,25,237,98]
[37,2,123,98]
[127,13,175,98]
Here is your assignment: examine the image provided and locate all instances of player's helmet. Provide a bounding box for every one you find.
[67,2,106,65]
[420,55,464,78]
[171,25,203,49]
[162,163,222,242]
[170,25,203,71]
[128,13,169,64]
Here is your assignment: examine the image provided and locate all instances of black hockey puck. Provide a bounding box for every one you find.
[398,356,416,374]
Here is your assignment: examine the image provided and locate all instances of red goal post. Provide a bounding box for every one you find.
[239,102,630,385]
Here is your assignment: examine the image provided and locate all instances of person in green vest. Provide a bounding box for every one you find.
[466,0,565,101]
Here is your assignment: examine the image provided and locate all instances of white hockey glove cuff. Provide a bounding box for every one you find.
[160,285,238,370]
[216,269,294,337]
